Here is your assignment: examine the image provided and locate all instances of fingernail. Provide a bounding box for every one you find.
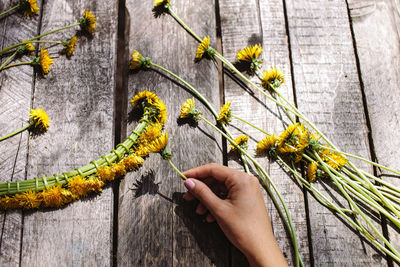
[184,179,195,191]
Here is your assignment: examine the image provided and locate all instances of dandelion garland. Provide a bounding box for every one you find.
[0,91,167,210]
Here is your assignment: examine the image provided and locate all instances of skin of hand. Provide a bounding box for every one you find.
[183,163,288,267]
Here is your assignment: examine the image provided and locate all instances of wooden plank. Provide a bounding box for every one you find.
[119,0,228,266]
[286,0,385,265]
[0,0,41,264]
[19,0,118,265]
[348,0,400,257]
[218,0,310,265]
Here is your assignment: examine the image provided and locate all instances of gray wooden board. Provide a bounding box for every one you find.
[348,0,400,259]
[16,0,117,265]
[218,0,310,265]
[0,0,41,265]
[286,0,385,265]
[119,0,227,266]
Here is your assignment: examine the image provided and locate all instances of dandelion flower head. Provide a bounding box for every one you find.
[195,36,211,61]
[154,0,170,7]
[230,135,249,150]
[256,134,278,155]
[307,162,318,183]
[130,50,144,70]
[38,46,53,74]
[63,36,78,57]
[15,190,42,209]
[20,0,40,16]
[29,108,50,132]
[80,9,97,34]
[148,132,169,153]
[260,66,285,90]
[217,101,232,125]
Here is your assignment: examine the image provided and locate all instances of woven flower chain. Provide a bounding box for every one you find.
[0,90,167,210]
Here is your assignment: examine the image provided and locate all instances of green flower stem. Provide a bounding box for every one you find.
[1,61,32,70]
[313,151,400,260]
[150,61,251,174]
[0,123,32,142]
[303,152,400,225]
[231,114,270,136]
[377,186,400,199]
[0,23,79,54]
[0,112,153,195]
[0,51,18,71]
[198,114,303,267]
[318,145,400,177]
[359,169,400,195]
[166,6,202,43]
[167,159,187,180]
[29,40,63,45]
[0,4,19,17]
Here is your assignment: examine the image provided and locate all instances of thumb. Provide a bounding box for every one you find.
[184,178,223,212]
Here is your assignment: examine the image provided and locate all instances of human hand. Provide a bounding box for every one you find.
[183,163,288,267]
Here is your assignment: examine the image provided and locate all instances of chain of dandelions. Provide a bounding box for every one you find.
[129,49,303,267]
[0,91,169,210]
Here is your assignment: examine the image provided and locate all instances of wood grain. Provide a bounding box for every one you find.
[119,0,227,266]
[286,0,385,265]
[0,0,41,264]
[218,0,310,265]
[348,0,400,259]
[18,0,118,265]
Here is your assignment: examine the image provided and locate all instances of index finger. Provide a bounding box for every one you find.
[183,163,241,183]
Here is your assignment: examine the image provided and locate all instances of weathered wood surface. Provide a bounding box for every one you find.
[0,0,399,266]
[348,0,400,260]
[0,0,41,265]
[118,0,227,266]
[218,0,310,265]
[0,0,118,265]
[286,0,384,265]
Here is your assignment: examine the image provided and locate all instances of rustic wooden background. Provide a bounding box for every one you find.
[0,0,399,266]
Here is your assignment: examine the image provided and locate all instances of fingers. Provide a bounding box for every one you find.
[196,203,207,215]
[183,163,240,184]
[184,178,224,212]
[206,213,215,223]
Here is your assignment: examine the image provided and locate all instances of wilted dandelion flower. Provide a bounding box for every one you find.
[0,196,20,210]
[68,176,91,198]
[195,36,211,61]
[230,135,249,151]
[217,101,232,125]
[307,162,318,183]
[29,108,50,132]
[256,134,277,155]
[63,36,78,57]
[79,9,96,34]
[130,50,144,70]
[260,66,285,91]
[19,0,40,16]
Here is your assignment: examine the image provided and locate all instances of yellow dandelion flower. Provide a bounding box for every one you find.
[327,152,348,170]
[135,145,150,158]
[0,196,20,210]
[63,36,78,57]
[80,9,97,34]
[140,123,163,145]
[68,176,91,198]
[97,166,115,182]
[38,46,53,74]
[236,44,262,62]
[23,40,35,53]
[276,123,298,148]
[307,162,318,183]
[112,162,127,178]
[41,185,68,208]
[130,50,144,70]
[195,36,210,60]
[86,178,104,193]
[20,0,40,16]
[180,98,195,119]
[130,90,159,109]
[256,134,277,155]
[155,99,167,125]
[230,135,249,150]
[122,155,145,171]
[29,108,50,132]
[217,101,232,125]
[15,190,42,209]
[148,132,168,153]
[260,66,285,90]
[154,0,170,7]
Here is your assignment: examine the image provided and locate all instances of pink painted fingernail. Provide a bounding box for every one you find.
[184,179,195,191]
